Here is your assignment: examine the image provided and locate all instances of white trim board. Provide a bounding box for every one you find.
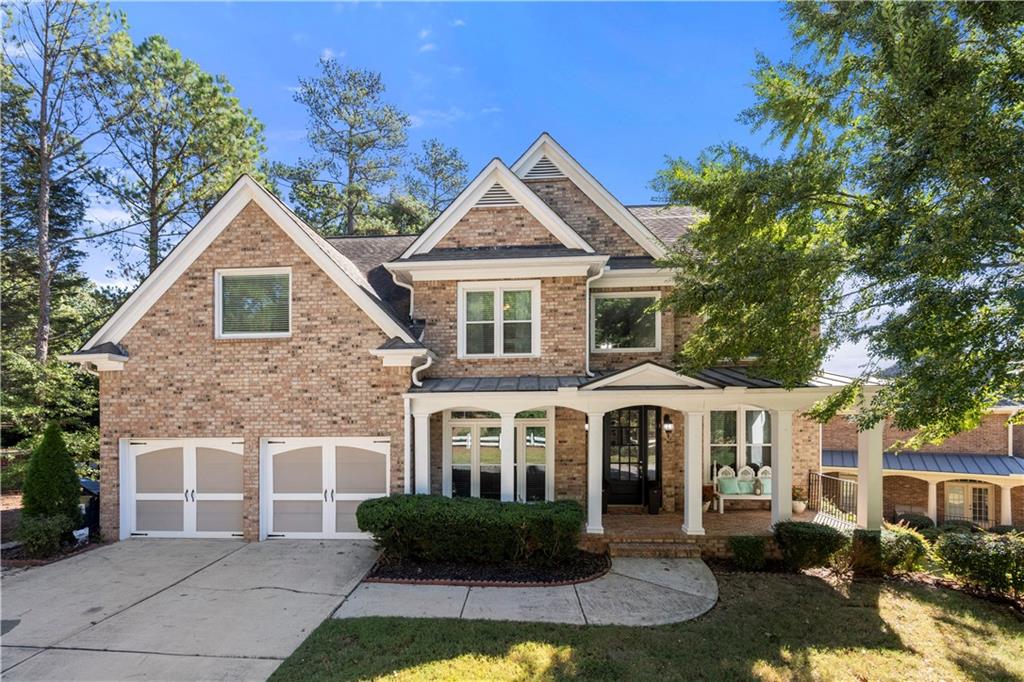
[399,159,594,258]
[385,255,607,282]
[511,133,668,259]
[80,175,415,353]
[582,362,717,390]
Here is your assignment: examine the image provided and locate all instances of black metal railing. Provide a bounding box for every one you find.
[808,472,858,525]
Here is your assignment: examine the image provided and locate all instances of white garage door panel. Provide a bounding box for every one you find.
[261,437,389,540]
[121,439,244,539]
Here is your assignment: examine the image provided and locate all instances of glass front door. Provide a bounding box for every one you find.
[604,406,661,505]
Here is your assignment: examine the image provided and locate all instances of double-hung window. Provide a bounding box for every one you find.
[591,291,661,352]
[215,268,291,339]
[707,408,773,480]
[458,281,540,357]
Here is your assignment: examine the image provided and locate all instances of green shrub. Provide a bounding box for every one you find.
[22,423,82,523]
[0,454,29,492]
[919,527,942,543]
[18,514,73,558]
[850,529,883,577]
[773,521,849,572]
[991,525,1019,535]
[357,495,585,566]
[894,513,934,530]
[728,536,767,571]
[934,531,1024,597]
[881,523,929,574]
[939,519,982,534]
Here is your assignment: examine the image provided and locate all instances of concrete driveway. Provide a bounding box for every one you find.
[1,538,377,681]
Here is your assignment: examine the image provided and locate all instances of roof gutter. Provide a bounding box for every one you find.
[584,264,609,377]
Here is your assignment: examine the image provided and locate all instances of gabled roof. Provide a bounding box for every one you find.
[626,205,703,246]
[823,449,1024,478]
[511,133,668,259]
[78,175,418,353]
[399,159,594,258]
[581,362,717,390]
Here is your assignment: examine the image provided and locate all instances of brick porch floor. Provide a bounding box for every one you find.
[599,508,818,540]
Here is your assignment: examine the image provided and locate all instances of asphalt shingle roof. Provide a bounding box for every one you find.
[627,205,703,246]
[402,246,592,261]
[822,449,1024,477]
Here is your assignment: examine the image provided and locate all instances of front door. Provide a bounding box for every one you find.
[604,406,661,505]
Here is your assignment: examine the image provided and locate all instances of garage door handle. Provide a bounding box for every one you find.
[323,489,328,503]
[190,489,196,502]
[184,489,188,501]
[331,489,335,502]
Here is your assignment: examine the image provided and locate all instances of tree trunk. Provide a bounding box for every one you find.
[34,25,52,365]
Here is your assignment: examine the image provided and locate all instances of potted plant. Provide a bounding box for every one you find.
[702,484,715,513]
[792,486,808,514]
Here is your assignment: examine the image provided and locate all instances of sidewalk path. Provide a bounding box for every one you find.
[334,557,718,626]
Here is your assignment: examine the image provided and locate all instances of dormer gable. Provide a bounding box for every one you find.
[511,133,667,259]
[400,159,593,258]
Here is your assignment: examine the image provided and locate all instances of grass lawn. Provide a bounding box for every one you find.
[271,572,1024,681]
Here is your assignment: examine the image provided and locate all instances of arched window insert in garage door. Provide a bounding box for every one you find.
[260,437,390,540]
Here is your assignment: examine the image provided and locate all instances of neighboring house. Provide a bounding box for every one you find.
[65,132,884,544]
[822,403,1024,528]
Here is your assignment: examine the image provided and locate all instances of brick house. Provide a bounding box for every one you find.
[65,133,898,543]
[822,405,1024,528]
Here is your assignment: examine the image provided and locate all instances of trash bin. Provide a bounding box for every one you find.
[647,484,662,515]
[79,478,100,538]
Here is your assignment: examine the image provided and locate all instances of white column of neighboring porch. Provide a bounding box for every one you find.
[413,411,431,494]
[586,411,605,534]
[856,421,884,530]
[682,411,705,535]
[1001,484,1013,526]
[499,411,516,502]
[770,410,794,526]
[927,480,938,524]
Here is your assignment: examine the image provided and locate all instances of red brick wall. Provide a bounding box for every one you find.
[434,206,562,249]
[524,178,649,257]
[823,413,1012,455]
[883,476,929,518]
[99,201,409,541]
[416,277,587,377]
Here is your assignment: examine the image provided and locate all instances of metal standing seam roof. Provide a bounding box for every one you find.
[409,375,591,393]
[822,449,1024,477]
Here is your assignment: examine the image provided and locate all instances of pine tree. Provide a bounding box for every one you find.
[22,423,82,522]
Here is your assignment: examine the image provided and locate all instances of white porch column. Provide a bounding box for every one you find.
[500,411,516,502]
[771,410,794,526]
[1001,484,1013,526]
[856,421,884,530]
[403,397,412,494]
[586,411,604,534]
[414,411,431,494]
[927,480,938,523]
[682,411,705,535]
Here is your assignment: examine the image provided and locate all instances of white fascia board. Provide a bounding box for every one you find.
[386,255,608,282]
[58,353,127,372]
[511,134,667,259]
[369,348,433,367]
[83,176,415,350]
[400,159,594,258]
[591,268,674,288]
[582,363,717,390]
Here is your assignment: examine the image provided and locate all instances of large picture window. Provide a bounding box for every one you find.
[215,268,291,339]
[458,281,540,357]
[707,408,773,481]
[591,292,660,352]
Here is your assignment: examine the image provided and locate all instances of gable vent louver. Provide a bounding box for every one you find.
[475,182,518,207]
[523,155,564,180]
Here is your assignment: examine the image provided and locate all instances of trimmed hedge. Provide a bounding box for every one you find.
[22,424,81,523]
[773,521,848,572]
[894,512,934,530]
[934,531,1024,597]
[728,536,767,571]
[881,523,929,574]
[19,514,74,558]
[356,495,584,566]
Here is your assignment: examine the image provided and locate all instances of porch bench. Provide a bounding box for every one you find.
[714,465,772,513]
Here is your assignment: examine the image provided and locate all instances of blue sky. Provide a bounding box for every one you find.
[90,2,866,372]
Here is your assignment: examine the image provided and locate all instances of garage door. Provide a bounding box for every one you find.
[121,439,244,539]
[261,437,389,539]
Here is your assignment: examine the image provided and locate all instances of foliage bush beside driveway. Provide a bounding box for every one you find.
[357,495,584,566]
[935,531,1024,599]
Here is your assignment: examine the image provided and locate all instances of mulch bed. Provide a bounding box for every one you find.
[1,540,104,568]
[365,550,611,587]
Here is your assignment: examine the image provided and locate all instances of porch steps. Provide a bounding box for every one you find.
[607,540,701,559]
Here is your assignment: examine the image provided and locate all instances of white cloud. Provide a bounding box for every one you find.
[418,28,432,40]
[290,32,308,45]
[86,204,131,226]
[418,43,437,54]
[284,85,301,94]
[451,19,466,28]
[320,47,345,61]
[480,106,502,115]
[447,65,465,78]
[409,106,466,128]
[3,39,40,61]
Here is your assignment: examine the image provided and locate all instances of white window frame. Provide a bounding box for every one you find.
[215,267,292,339]
[441,409,555,501]
[590,290,662,353]
[944,481,994,525]
[456,280,541,358]
[703,407,773,483]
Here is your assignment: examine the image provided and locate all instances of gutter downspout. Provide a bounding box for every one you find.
[584,265,608,377]
[391,274,415,319]
[411,353,433,387]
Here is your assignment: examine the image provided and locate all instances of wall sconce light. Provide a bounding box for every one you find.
[663,414,674,440]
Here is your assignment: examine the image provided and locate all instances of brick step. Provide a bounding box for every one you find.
[603,533,688,544]
[608,541,701,559]
[605,505,647,515]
